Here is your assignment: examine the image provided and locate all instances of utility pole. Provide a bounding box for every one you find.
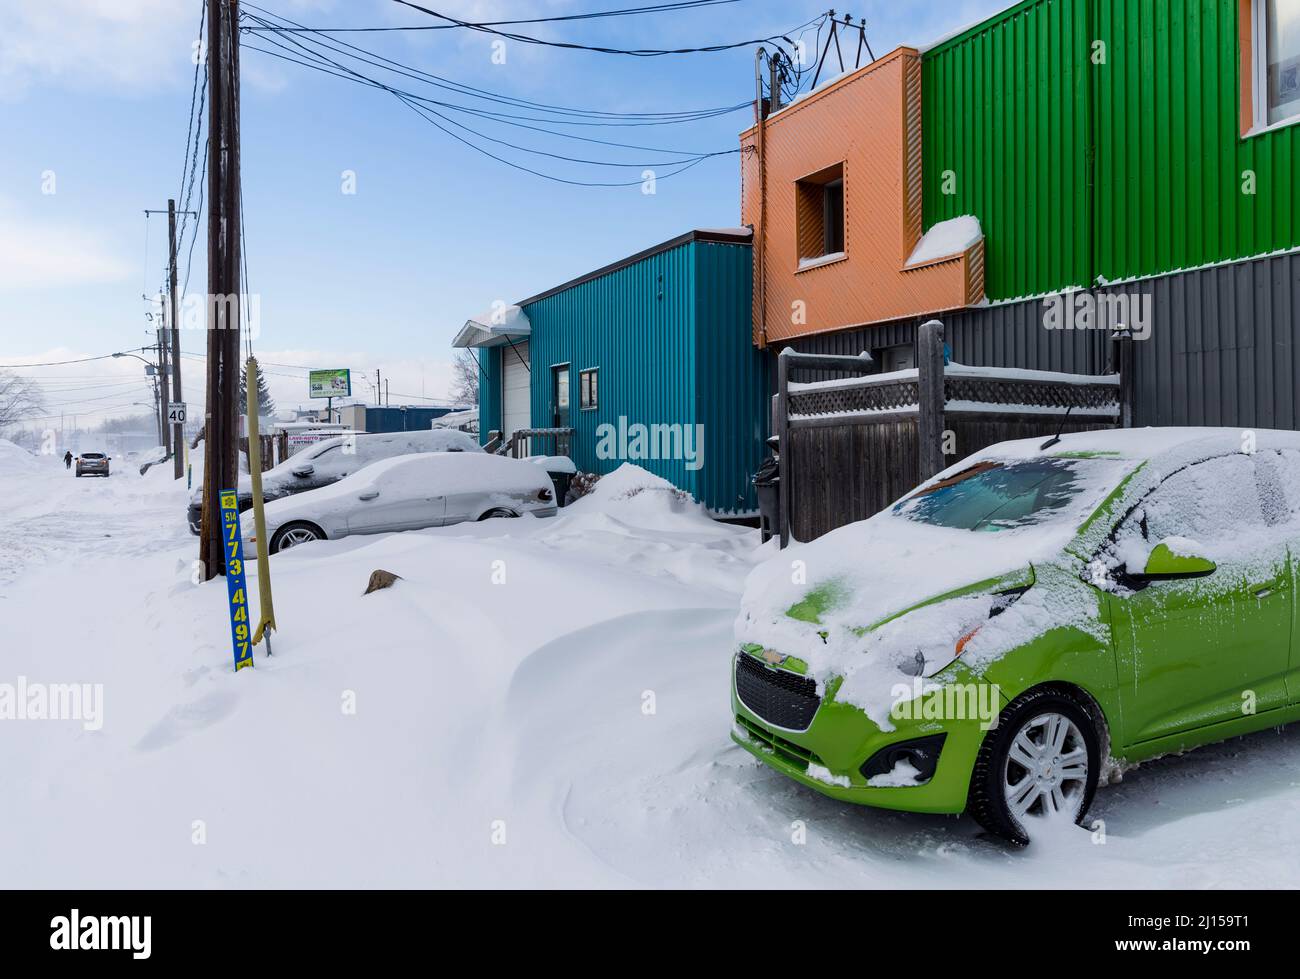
[199,0,243,580]
[151,343,165,447]
[158,301,173,462]
[147,202,194,477]
[168,199,185,479]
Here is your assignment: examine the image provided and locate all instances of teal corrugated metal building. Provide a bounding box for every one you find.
[476,230,766,514]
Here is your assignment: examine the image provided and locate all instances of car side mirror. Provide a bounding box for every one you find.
[358,490,379,501]
[1139,539,1217,581]
[292,464,315,478]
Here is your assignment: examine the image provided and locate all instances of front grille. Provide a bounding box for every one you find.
[735,653,821,731]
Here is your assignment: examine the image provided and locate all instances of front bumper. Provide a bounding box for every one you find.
[188,496,253,536]
[730,652,1005,815]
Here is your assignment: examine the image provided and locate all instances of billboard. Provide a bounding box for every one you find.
[308,368,351,399]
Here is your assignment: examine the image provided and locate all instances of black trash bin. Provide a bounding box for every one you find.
[547,469,575,507]
[753,450,780,544]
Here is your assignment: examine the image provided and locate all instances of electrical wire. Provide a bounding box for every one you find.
[178,0,208,207]
[388,0,821,57]
[239,7,739,184]
[241,30,740,160]
[247,0,742,32]
[240,4,753,125]
[246,34,733,169]
[2,353,141,369]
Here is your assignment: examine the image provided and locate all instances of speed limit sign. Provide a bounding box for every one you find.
[167,402,187,424]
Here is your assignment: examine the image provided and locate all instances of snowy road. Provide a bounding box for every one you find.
[4,444,1300,887]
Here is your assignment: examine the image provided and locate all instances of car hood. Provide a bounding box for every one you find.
[733,507,1086,722]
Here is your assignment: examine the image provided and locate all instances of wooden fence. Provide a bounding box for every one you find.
[776,320,1130,545]
[239,433,287,473]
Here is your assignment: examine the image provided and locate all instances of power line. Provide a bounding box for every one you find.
[241,31,742,156]
[177,0,208,207]
[246,34,734,168]
[239,7,738,185]
[240,4,752,125]
[2,352,137,369]
[388,0,822,56]
[180,137,209,300]
[246,0,742,32]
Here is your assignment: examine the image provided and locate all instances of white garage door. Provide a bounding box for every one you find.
[501,340,531,450]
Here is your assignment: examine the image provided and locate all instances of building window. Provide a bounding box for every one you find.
[795,163,846,268]
[580,368,599,410]
[1253,0,1300,129]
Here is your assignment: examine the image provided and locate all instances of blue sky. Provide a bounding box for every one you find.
[0,0,1006,423]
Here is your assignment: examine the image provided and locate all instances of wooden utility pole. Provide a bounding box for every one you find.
[168,199,185,479]
[158,295,172,463]
[199,0,243,580]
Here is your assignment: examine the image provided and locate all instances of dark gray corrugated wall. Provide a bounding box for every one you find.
[780,252,1300,432]
[1128,252,1300,430]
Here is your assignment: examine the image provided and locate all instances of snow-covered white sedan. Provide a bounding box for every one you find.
[187,428,483,534]
[244,452,558,554]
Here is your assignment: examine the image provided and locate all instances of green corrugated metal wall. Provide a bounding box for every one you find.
[924,0,1091,301]
[923,0,1300,302]
[478,239,764,513]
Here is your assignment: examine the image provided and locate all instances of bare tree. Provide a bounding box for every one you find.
[0,370,45,431]
[450,350,480,407]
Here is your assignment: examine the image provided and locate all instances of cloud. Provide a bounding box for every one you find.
[0,0,339,99]
[0,213,133,291]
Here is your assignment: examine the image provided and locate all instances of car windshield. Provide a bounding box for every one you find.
[893,457,1119,533]
[81,453,104,459]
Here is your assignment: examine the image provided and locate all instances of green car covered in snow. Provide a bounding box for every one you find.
[732,429,1300,843]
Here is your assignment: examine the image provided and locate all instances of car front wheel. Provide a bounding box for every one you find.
[478,508,518,520]
[967,688,1100,845]
[270,522,326,554]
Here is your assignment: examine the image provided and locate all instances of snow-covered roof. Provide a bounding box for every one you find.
[452,305,532,349]
[905,216,984,268]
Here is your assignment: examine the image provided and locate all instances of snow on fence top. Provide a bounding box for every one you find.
[786,362,1121,421]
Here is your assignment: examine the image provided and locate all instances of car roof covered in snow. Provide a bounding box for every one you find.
[967,427,1300,468]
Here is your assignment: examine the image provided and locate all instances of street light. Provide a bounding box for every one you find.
[113,351,163,445]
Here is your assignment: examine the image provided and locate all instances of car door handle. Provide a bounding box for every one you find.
[1254,587,1275,599]
[358,491,379,501]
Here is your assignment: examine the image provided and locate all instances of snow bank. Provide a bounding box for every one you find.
[0,438,39,471]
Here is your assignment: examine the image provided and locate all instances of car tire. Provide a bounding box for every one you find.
[966,687,1100,845]
[478,508,518,520]
[269,521,326,554]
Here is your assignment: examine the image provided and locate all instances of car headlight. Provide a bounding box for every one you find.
[888,587,1030,679]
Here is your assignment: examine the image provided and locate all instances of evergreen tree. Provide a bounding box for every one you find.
[240,364,276,415]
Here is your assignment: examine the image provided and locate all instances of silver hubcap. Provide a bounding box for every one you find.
[279,527,318,549]
[1003,712,1089,825]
